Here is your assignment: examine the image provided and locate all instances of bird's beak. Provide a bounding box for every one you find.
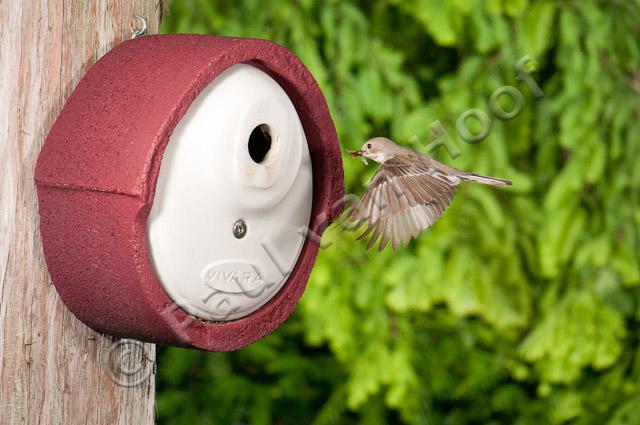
[349,150,368,165]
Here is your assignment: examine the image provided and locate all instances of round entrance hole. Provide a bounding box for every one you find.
[248,124,272,163]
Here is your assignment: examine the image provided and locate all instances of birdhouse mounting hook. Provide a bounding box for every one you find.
[131,16,148,39]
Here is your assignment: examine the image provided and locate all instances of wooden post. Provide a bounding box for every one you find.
[1,2,162,424]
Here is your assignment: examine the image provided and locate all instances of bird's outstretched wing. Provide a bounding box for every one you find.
[344,157,457,250]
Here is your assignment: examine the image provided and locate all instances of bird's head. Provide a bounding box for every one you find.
[349,137,400,164]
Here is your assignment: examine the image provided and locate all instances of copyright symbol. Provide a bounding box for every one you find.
[106,339,154,387]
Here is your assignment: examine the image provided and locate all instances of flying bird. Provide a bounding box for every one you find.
[346,137,511,251]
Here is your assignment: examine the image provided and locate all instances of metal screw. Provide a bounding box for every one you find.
[233,219,247,239]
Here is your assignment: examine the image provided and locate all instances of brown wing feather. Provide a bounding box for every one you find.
[346,157,458,251]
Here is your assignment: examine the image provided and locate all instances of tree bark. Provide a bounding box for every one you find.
[0,1,162,424]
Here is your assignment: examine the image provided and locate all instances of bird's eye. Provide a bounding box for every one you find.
[367,143,372,149]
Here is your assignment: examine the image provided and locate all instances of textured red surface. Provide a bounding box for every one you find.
[35,35,344,351]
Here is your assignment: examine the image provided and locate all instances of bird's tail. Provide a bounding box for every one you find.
[459,173,512,186]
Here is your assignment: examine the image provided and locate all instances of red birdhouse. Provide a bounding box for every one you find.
[35,34,344,351]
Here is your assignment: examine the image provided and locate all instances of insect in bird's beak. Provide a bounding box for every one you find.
[348,150,368,165]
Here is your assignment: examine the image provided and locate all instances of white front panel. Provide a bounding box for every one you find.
[147,64,313,321]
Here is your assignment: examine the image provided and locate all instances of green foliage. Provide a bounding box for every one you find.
[158,1,640,423]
